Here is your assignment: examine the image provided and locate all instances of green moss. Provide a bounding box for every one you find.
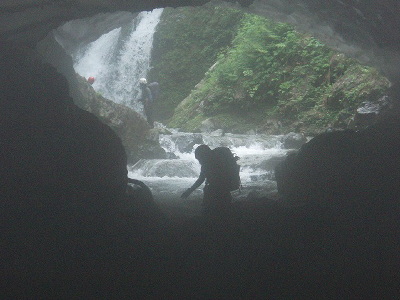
[148,5,244,122]
[168,12,390,134]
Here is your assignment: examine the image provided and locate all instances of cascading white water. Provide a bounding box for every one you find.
[128,130,291,205]
[71,10,292,211]
[73,8,163,112]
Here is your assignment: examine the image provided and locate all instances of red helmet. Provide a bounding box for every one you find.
[88,76,95,84]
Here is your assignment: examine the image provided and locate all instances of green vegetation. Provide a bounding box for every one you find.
[153,8,390,134]
[148,4,244,121]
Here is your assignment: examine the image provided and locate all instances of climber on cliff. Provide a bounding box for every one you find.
[138,78,159,128]
[87,76,95,85]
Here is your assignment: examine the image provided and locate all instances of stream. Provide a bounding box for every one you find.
[128,127,292,215]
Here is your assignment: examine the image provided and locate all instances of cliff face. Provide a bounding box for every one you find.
[75,74,166,164]
[36,24,166,164]
[165,12,392,135]
[247,0,400,84]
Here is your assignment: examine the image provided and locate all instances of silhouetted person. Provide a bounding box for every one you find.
[181,144,234,216]
[138,78,158,128]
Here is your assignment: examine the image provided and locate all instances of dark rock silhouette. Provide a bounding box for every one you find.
[0,42,166,298]
[275,115,400,298]
[1,40,399,299]
[276,116,400,206]
[126,178,167,228]
[0,42,128,194]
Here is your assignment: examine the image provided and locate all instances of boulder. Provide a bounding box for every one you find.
[171,133,204,153]
[0,43,167,298]
[352,95,393,129]
[130,159,199,178]
[126,178,167,229]
[282,132,307,149]
[210,129,225,136]
[137,141,167,159]
[275,116,400,208]
[255,155,289,173]
[200,118,218,133]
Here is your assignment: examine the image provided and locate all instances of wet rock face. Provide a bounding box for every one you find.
[75,75,166,164]
[54,11,136,55]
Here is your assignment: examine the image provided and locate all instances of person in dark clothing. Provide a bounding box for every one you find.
[138,77,154,128]
[181,144,233,216]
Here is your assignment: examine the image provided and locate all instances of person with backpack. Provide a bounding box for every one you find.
[181,144,241,216]
[138,78,159,128]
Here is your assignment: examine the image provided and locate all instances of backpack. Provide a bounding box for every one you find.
[211,147,241,191]
[147,82,159,101]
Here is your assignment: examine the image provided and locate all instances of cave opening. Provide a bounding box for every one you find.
[44,3,393,214]
[2,1,400,298]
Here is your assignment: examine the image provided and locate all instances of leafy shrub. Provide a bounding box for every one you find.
[148,5,244,121]
[170,12,390,133]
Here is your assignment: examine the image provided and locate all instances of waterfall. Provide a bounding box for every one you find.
[73,8,163,112]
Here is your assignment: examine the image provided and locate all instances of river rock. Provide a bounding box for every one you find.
[282,132,307,149]
[126,178,167,229]
[210,129,224,136]
[146,128,160,142]
[201,118,222,133]
[170,133,204,153]
[352,96,392,129]
[250,172,274,181]
[258,120,282,134]
[255,155,289,171]
[275,116,400,208]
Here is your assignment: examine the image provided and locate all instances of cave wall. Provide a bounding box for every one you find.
[0,0,228,45]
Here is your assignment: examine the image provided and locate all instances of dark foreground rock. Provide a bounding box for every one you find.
[275,116,400,297]
[0,42,166,298]
[1,42,399,299]
[276,117,400,206]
